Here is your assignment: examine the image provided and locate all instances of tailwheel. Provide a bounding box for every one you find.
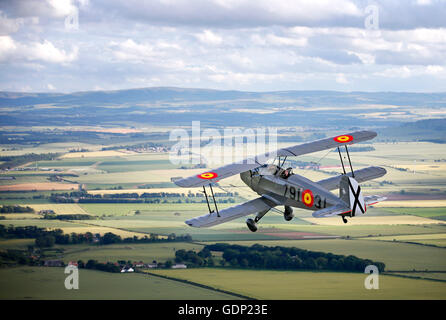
[342,216,348,224]
[246,218,258,232]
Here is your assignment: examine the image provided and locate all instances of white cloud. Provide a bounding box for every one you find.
[0,36,78,64]
[28,40,78,63]
[0,35,16,60]
[336,73,348,84]
[195,30,223,45]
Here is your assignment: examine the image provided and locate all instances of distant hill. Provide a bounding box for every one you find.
[0,87,445,128]
[1,87,445,108]
[379,118,446,143]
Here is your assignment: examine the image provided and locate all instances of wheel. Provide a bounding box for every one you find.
[284,206,294,221]
[342,216,348,224]
[246,218,258,232]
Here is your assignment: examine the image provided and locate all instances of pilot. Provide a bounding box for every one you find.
[281,167,293,179]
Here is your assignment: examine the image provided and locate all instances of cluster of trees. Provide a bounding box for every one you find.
[0,152,60,170]
[0,249,35,266]
[42,213,93,220]
[203,244,385,272]
[0,205,34,213]
[174,248,215,267]
[84,259,120,273]
[0,225,192,248]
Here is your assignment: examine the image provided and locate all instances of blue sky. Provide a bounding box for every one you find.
[0,0,445,93]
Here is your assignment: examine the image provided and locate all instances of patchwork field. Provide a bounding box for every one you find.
[149,268,446,300]
[1,139,446,300]
[25,203,89,215]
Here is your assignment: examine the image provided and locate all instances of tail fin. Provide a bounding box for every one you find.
[339,175,366,216]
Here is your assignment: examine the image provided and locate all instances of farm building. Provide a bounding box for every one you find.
[44,260,64,267]
[172,264,187,269]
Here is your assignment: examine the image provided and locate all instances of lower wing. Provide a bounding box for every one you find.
[185,196,277,228]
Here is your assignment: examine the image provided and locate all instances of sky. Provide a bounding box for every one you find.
[0,0,445,93]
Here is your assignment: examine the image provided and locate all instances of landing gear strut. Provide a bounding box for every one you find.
[246,209,269,232]
[342,216,348,224]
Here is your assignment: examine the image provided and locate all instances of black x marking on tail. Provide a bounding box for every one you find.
[348,179,365,216]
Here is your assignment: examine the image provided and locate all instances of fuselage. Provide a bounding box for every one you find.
[240,166,340,211]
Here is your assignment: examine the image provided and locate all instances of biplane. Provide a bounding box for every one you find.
[174,131,387,231]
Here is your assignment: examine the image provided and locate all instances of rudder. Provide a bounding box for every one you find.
[339,175,366,216]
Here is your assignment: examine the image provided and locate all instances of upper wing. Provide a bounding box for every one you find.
[276,130,377,157]
[174,161,260,187]
[185,196,276,228]
[174,130,377,188]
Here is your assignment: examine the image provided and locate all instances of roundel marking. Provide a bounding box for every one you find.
[197,172,218,180]
[302,189,314,208]
[333,135,354,143]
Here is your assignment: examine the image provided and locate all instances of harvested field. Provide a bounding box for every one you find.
[375,200,446,208]
[302,215,444,226]
[0,182,79,191]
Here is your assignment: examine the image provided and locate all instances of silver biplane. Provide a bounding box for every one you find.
[174,131,387,232]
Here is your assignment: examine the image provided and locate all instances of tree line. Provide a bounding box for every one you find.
[0,205,34,213]
[174,243,385,272]
[0,153,60,170]
[0,225,192,247]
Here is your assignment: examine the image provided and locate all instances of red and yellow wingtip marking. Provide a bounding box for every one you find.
[333,134,354,143]
[197,172,218,180]
[302,189,314,207]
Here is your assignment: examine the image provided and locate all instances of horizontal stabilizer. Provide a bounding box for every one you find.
[364,195,387,206]
[312,203,351,218]
[185,196,276,228]
[317,166,387,191]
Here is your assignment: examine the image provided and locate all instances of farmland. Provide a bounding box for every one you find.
[0,266,239,300]
[1,126,446,300]
[148,268,446,300]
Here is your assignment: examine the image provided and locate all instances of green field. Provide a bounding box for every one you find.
[384,207,446,219]
[149,268,446,300]
[61,242,203,264]
[0,266,240,300]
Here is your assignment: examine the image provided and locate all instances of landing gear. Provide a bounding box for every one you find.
[342,216,348,224]
[284,205,294,221]
[246,208,270,232]
[246,218,258,232]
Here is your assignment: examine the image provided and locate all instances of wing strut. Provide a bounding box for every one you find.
[337,146,355,177]
[202,184,220,217]
[344,145,355,178]
[337,147,347,175]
